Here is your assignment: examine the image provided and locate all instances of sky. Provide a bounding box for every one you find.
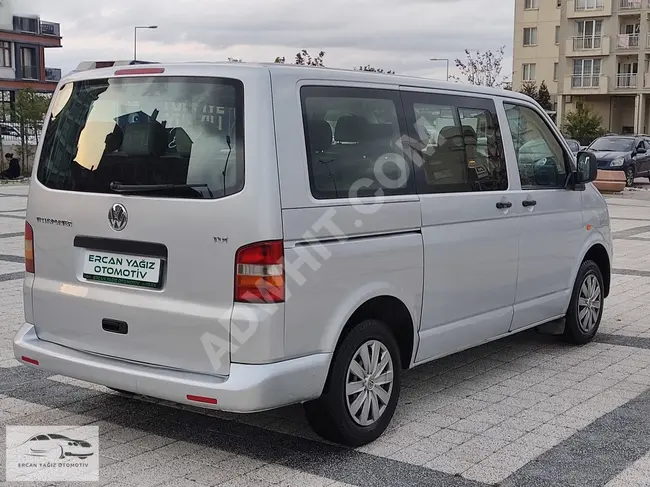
[21,0,515,81]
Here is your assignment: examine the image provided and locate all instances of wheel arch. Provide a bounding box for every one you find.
[582,243,611,298]
[333,295,416,371]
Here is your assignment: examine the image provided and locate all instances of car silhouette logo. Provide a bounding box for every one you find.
[108,203,128,231]
[24,433,94,460]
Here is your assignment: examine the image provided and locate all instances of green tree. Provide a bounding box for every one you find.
[518,81,538,101]
[451,46,509,88]
[563,101,605,146]
[537,80,552,111]
[2,89,51,174]
[356,65,395,74]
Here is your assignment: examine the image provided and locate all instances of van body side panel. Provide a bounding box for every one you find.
[271,73,424,361]
[27,66,283,377]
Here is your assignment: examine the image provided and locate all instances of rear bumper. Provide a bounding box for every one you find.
[13,323,331,413]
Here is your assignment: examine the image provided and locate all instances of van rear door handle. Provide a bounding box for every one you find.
[496,201,512,209]
[522,200,537,207]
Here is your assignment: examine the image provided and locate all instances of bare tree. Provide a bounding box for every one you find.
[274,50,325,66]
[356,65,395,74]
[451,46,509,88]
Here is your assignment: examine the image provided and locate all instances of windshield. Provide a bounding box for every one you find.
[37,76,244,199]
[589,137,634,152]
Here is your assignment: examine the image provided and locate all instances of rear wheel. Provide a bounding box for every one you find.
[563,260,604,345]
[304,319,401,446]
[625,167,635,187]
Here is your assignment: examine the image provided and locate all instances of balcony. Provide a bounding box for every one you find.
[45,67,61,82]
[564,75,610,94]
[616,73,638,88]
[20,66,39,80]
[567,0,611,18]
[619,0,642,9]
[617,33,639,50]
[40,21,61,37]
[565,35,611,56]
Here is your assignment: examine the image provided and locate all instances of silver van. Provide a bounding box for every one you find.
[14,63,611,446]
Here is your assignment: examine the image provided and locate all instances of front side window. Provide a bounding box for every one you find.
[301,86,413,199]
[525,0,539,8]
[37,76,244,199]
[524,27,538,46]
[504,103,568,189]
[402,92,508,194]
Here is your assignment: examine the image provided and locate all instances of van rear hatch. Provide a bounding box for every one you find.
[27,67,282,377]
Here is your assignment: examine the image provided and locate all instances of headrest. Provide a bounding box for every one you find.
[121,122,167,157]
[335,115,368,143]
[438,125,463,147]
[308,120,333,152]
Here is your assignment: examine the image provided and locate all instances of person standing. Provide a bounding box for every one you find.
[0,153,20,179]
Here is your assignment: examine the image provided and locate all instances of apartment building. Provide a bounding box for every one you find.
[513,0,650,134]
[0,3,62,117]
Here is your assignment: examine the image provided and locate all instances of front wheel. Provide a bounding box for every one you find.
[304,319,401,446]
[563,260,604,345]
[625,167,635,187]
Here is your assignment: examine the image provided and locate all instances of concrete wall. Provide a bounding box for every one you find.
[513,0,561,97]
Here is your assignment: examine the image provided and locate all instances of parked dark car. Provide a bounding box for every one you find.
[564,138,580,155]
[587,135,650,187]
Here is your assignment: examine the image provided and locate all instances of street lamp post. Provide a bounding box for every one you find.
[134,25,158,61]
[430,58,449,81]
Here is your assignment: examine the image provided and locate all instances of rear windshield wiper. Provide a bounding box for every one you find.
[109,182,214,198]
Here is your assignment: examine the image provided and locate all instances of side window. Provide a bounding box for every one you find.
[637,140,645,150]
[504,103,568,189]
[301,86,413,199]
[36,435,48,441]
[402,92,508,193]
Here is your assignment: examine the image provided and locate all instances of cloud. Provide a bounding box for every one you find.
[24,0,514,80]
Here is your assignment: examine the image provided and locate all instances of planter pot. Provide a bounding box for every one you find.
[593,169,626,193]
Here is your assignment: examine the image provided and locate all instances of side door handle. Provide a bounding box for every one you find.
[496,201,512,210]
[522,200,537,207]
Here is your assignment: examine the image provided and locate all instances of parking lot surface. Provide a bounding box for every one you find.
[3,182,650,486]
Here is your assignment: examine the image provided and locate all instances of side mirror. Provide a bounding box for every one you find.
[576,150,598,184]
[637,147,647,154]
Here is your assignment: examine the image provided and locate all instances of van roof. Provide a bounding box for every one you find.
[60,61,533,104]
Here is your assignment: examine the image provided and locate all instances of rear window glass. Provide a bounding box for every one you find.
[37,76,244,199]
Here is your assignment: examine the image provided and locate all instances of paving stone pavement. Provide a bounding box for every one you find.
[3,183,650,486]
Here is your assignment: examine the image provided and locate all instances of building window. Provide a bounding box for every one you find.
[554,63,559,81]
[0,90,12,121]
[574,20,602,49]
[525,0,539,8]
[0,42,10,68]
[572,58,601,87]
[20,47,37,80]
[524,27,538,46]
[13,16,39,34]
[523,63,536,81]
[575,0,603,9]
[555,26,560,44]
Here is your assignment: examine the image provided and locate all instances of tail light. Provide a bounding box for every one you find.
[235,240,284,303]
[25,222,34,274]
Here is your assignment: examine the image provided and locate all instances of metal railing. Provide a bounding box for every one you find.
[572,75,601,88]
[616,73,637,88]
[45,67,61,82]
[617,33,639,49]
[575,0,604,9]
[20,65,38,80]
[619,0,642,8]
[573,36,603,50]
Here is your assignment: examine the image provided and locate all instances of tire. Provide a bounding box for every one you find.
[563,260,604,345]
[304,319,401,446]
[625,167,635,187]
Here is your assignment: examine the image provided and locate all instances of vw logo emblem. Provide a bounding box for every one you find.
[108,203,128,231]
